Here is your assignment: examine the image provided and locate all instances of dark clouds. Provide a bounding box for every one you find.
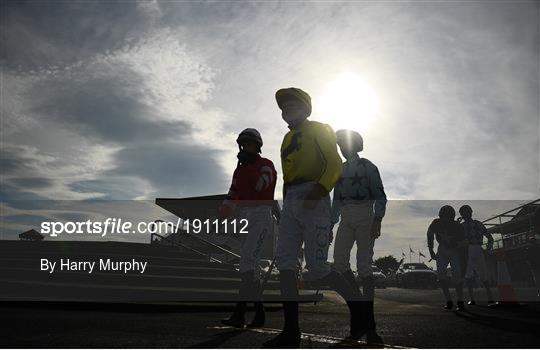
[8,177,54,189]
[0,156,27,175]
[65,141,230,199]
[105,142,228,196]
[3,214,52,227]
[68,178,150,200]
[0,146,58,202]
[0,183,51,203]
[1,2,228,202]
[1,1,156,70]
[27,73,192,144]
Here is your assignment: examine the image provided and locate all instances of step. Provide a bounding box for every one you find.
[0,240,322,304]
[0,279,322,303]
[0,240,212,260]
[0,267,281,290]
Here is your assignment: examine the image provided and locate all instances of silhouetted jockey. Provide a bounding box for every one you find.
[220,128,277,328]
[458,205,495,305]
[263,87,366,348]
[427,205,467,311]
[331,128,386,344]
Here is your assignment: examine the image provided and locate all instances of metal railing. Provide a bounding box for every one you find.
[151,220,240,265]
[150,231,223,264]
[483,229,538,251]
[482,198,540,227]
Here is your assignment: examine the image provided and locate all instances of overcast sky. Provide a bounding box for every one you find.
[1,1,539,264]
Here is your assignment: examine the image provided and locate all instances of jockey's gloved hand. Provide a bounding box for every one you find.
[429,247,437,260]
[370,219,382,239]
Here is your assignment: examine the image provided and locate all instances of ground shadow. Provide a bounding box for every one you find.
[188,329,246,348]
[454,307,540,336]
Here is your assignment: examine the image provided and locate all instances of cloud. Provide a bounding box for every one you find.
[136,0,163,21]
[149,1,539,200]
[14,0,536,201]
[2,27,231,202]
[7,177,54,189]
[0,1,162,70]
[105,141,228,197]
[28,73,192,144]
[0,143,118,200]
[1,1,538,268]
[68,177,152,201]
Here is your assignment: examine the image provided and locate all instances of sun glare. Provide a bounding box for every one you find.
[316,73,380,133]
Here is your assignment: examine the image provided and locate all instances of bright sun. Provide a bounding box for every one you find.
[316,72,379,133]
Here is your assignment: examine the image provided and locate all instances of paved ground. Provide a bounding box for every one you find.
[2,288,539,348]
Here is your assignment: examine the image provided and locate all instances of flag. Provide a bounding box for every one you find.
[419,251,426,258]
[402,252,406,258]
[409,246,414,254]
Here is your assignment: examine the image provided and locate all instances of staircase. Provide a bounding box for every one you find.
[0,240,322,303]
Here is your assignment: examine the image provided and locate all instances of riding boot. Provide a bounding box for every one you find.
[317,270,366,339]
[342,269,362,292]
[466,278,475,304]
[248,279,266,328]
[483,280,494,304]
[439,279,452,305]
[262,270,300,348]
[362,275,383,344]
[455,282,465,310]
[248,302,265,328]
[362,275,376,330]
[221,270,254,328]
[221,302,246,328]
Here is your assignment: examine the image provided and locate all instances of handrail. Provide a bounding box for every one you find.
[482,198,540,225]
[150,231,223,264]
[482,229,538,251]
[153,197,252,264]
[175,223,241,260]
[154,219,240,263]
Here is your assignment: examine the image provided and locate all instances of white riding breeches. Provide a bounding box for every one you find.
[237,206,273,274]
[332,203,375,278]
[276,182,332,281]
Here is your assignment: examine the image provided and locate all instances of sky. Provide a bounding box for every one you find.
[1,1,539,266]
